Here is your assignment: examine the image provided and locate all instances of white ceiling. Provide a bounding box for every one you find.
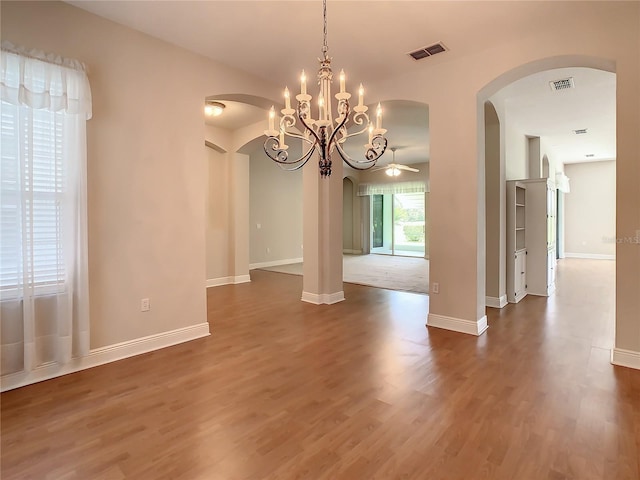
[490,67,616,164]
[69,1,615,166]
[68,1,579,88]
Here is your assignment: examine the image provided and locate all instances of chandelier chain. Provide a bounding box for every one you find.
[322,0,328,57]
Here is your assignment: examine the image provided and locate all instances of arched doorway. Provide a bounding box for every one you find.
[477,56,619,357]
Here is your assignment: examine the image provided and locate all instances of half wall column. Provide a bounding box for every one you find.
[302,157,345,304]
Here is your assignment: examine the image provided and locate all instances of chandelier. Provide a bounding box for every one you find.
[263,0,388,177]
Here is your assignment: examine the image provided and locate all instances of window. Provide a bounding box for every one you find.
[1,103,66,294]
[1,42,92,376]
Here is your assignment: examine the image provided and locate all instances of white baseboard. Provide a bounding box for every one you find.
[1,322,210,392]
[206,276,233,287]
[427,313,488,336]
[611,348,640,370]
[301,291,345,305]
[564,253,615,260]
[206,275,251,288]
[486,295,507,309]
[249,257,303,270]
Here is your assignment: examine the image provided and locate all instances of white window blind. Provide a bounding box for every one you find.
[1,101,66,293]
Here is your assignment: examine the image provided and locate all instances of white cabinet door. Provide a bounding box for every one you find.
[547,249,556,293]
[515,250,527,301]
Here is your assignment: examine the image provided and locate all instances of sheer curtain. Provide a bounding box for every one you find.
[357,181,427,196]
[1,42,92,377]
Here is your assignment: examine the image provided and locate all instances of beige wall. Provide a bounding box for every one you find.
[564,161,616,257]
[1,1,278,348]
[249,148,303,266]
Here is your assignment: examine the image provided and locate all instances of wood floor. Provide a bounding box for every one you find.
[1,259,639,479]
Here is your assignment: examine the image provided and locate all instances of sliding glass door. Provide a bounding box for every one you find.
[371,192,425,257]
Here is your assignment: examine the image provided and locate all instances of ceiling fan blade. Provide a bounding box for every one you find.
[397,164,419,172]
[371,162,396,172]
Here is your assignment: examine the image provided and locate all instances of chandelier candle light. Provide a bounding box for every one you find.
[264,0,388,177]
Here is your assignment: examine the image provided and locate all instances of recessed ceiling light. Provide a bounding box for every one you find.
[205,101,225,117]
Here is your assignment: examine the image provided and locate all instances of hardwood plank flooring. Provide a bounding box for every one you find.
[2,259,639,479]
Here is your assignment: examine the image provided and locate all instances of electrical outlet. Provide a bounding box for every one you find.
[141,298,150,312]
[432,282,439,294]
[266,247,270,254]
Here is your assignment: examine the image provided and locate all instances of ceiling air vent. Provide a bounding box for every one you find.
[550,77,575,91]
[585,153,595,158]
[408,42,447,61]
[573,128,588,135]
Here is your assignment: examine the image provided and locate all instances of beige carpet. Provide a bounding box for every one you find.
[260,254,429,294]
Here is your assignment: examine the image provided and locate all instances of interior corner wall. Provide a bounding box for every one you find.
[505,119,528,180]
[206,148,231,281]
[342,178,354,252]
[0,0,278,351]
[341,170,365,255]
[564,160,616,257]
[249,149,303,267]
[527,137,541,179]
[484,102,504,300]
[230,153,250,278]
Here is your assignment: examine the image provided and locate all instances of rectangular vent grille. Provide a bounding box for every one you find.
[585,154,595,158]
[574,129,588,135]
[408,42,447,61]
[550,77,575,91]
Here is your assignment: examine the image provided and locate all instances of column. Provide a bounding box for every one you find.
[301,156,345,304]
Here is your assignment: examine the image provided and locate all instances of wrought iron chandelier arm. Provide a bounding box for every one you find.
[275,143,317,171]
[333,110,369,145]
[327,100,350,147]
[339,118,369,141]
[334,134,388,170]
[263,136,317,167]
[296,103,321,146]
[280,130,308,141]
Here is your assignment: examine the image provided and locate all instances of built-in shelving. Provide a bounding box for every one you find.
[507,181,527,303]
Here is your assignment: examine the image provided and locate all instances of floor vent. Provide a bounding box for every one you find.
[408,42,447,61]
[573,128,588,135]
[550,77,575,91]
[585,153,595,158]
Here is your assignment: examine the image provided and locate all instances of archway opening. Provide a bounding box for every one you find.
[478,57,616,348]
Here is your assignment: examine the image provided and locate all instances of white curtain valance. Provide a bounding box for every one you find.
[357,181,428,196]
[1,41,92,119]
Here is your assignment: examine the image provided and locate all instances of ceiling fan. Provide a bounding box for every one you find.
[372,147,419,176]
